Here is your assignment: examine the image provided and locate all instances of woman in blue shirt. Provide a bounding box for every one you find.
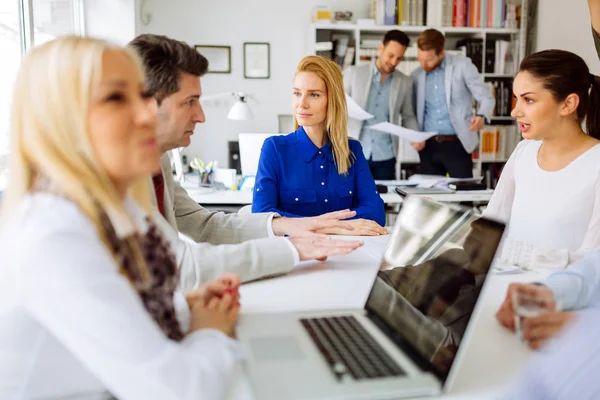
[252,55,387,234]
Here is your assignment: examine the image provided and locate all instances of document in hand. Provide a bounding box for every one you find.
[345,94,374,120]
[369,122,437,142]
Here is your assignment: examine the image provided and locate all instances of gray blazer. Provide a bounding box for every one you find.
[343,62,418,160]
[411,54,495,154]
[150,154,294,290]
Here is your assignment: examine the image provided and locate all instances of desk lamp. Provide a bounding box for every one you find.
[202,92,256,120]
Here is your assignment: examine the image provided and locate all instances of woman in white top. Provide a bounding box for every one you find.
[0,36,242,399]
[483,49,600,274]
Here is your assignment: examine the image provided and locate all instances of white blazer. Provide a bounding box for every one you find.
[0,193,241,399]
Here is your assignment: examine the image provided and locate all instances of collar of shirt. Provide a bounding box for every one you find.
[296,126,335,164]
[372,62,392,83]
[372,63,382,80]
[104,196,150,239]
[426,57,446,76]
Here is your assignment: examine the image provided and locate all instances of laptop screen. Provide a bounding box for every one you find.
[363,196,505,382]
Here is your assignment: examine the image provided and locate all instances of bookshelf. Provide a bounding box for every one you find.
[308,0,528,188]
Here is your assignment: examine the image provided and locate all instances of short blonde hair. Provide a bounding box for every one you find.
[294,55,354,175]
[2,36,153,277]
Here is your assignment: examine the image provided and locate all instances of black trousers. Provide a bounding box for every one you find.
[418,137,473,178]
[368,157,396,180]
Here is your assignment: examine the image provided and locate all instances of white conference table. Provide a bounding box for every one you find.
[225,235,541,400]
[180,181,494,206]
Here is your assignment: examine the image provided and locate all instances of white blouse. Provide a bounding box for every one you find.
[483,140,600,274]
[0,193,242,400]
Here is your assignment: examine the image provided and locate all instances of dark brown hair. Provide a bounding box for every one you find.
[417,29,445,55]
[519,49,600,139]
[128,34,208,104]
[383,30,410,47]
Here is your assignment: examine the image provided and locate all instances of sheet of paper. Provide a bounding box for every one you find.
[375,180,418,187]
[345,94,374,120]
[407,174,484,188]
[369,122,438,142]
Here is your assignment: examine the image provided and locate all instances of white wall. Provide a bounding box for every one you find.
[86,0,600,167]
[84,0,136,45]
[535,0,600,74]
[137,0,368,168]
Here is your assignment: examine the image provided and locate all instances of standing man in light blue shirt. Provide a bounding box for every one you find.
[412,29,495,178]
[344,30,418,180]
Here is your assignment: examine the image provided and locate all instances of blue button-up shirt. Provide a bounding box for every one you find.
[252,127,386,226]
[424,59,456,135]
[359,68,394,162]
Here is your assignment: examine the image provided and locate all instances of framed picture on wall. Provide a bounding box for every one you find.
[195,45,231,73]
[244,42,270,79]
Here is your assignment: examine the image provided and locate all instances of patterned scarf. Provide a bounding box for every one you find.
[99,211,185,341]
[34,177,185,341]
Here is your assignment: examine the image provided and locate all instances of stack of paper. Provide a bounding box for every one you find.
[407,174,484,188]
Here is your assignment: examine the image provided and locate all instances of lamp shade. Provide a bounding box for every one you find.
[228,99,254,120]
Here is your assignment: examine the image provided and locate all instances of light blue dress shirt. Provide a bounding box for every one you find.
[252,127,386,226]
[359,68,394,162]
[504,307,600,400]
[544,248,600,310]
[423,59,456,135]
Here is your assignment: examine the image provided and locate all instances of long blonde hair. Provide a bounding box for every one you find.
[1,36,153,278]
[294,55,354,175]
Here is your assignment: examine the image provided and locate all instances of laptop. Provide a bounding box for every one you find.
[236,196,505,400]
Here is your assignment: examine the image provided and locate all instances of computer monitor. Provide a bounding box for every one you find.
[238,133,283,177]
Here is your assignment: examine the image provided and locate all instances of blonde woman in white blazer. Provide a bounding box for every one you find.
[0,36,242,400]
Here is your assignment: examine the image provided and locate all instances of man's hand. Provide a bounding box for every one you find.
[290,236,363,262]
[316,219,389,236]
[522,311,576,350]
[185,273,240,309]
[271,210,357,237]
[468,116,485,131]
[411,141,426,152]
[496,283,556,332]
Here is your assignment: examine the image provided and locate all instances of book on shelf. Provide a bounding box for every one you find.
[456,37,483,72]
[484,39,518,75]
[315,42,333,52]
[479,124,520,162]
[486,79,514,117]
[387,0,520,29]
[342,47,355,70]
[314,30,355,70]
[332,33,355,70]
[369,0,378,19]
[384,0,397,25]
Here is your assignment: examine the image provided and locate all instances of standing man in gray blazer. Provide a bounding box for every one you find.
[412,29,495,178]
[128,34,363,290]
[344,30,418,180]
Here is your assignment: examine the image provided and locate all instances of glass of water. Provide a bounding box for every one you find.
[512,288,556,341]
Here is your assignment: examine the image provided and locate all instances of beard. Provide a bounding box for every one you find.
[423,58,443,73]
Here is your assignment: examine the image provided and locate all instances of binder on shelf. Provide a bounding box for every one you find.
[384,0,397,25]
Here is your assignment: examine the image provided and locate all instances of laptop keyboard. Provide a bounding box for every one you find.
[300,315,406,382]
